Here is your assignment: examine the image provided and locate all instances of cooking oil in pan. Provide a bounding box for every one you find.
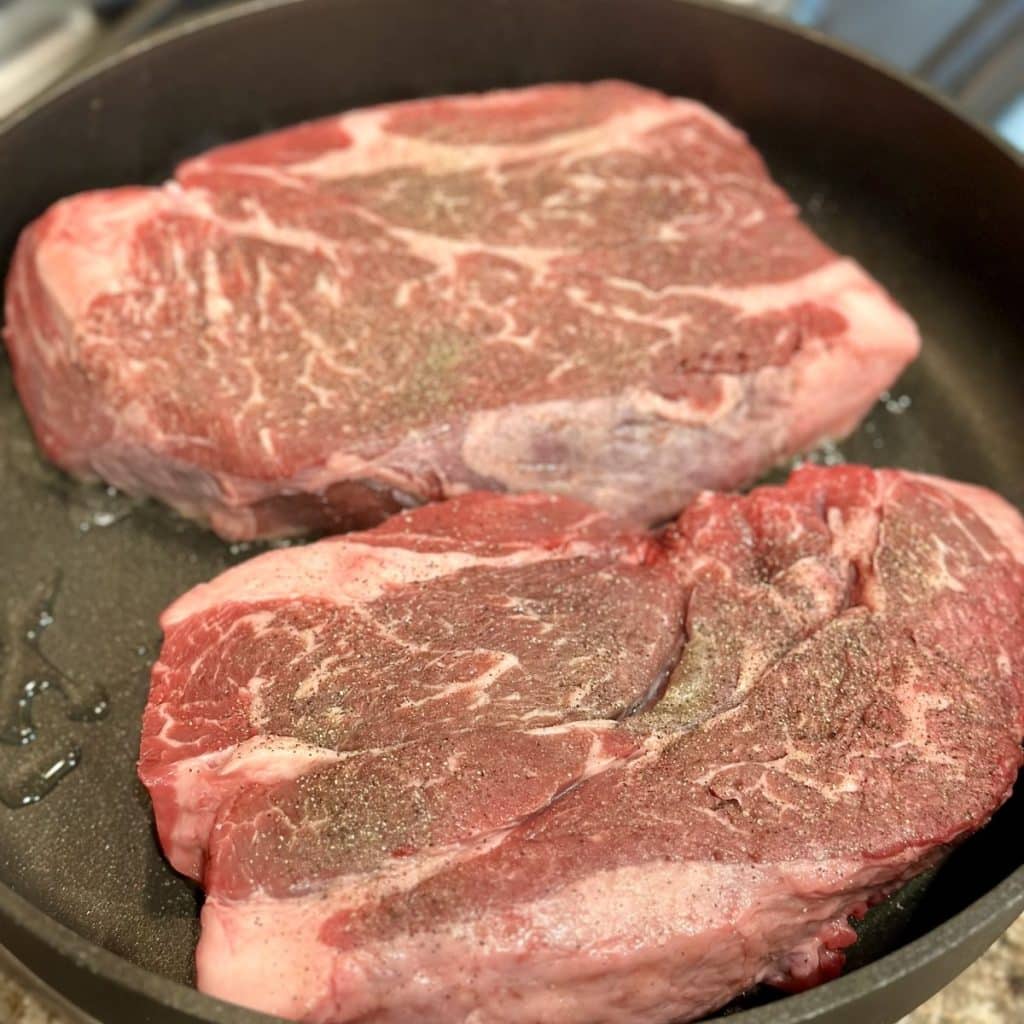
[71,484,140,533]
[0,746,81,808]
[0,578,108,808]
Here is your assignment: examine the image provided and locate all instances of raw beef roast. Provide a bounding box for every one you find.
[139,465,1024,1024]
[5,82,919,540]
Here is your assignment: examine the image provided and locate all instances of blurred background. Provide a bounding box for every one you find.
[2,0,1023,146]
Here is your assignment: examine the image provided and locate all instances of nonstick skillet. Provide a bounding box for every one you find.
[0,1,1022,1022]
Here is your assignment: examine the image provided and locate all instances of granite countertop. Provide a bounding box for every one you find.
[3,913,1022,1023]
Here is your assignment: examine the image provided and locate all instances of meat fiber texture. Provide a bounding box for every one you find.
[138,465,1024,1024]
[4,82,919,540]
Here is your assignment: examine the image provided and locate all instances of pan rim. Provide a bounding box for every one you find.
[0,0,1021,1022]
[2,0,1022,174]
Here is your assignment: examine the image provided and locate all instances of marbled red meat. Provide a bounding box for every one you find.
[4,83,918,539]
[138,466,1024,1023]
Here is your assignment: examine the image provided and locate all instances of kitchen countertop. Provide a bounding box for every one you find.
[3,913,1023,1024]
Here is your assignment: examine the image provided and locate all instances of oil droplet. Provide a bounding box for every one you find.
[0,747,81,809]
[884,394,912,415]
[69,483,140,532]
[69,692,110,723]
[791,438,846,470]
[3,679,45,744]
[813,439,845,466]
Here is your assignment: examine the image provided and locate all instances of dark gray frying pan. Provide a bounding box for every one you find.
[0,1,1022,1022]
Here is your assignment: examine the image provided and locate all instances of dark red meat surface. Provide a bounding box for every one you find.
[139,466,1024,1023]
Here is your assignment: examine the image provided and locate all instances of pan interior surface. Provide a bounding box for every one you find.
[0,2,1021,1023]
